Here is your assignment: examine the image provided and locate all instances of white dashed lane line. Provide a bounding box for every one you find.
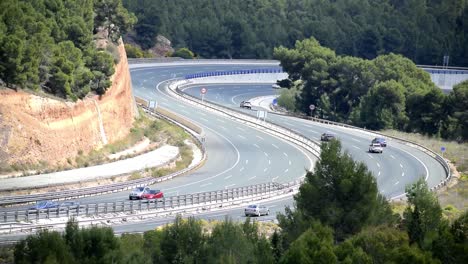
[284,169,289,173]
[200,112,207,116]
[377,163,381,168]
[378,171,381,177]
[400,164,403,168]
[352,145,360,150]
[245,160,249,164]
[237,127,245,132]
[394,181,400,185]
[224,175,232,180]
[200,117,209,122]
[308,130,320,135]
[367,154,374,159]
[253,144,260,148]
[256,135,264,140]
[272,144,279,149]
[248,176,256,181]
[239,167,245,172]
[200,182,212,188]
[283,152,288,157]
[352,138,361,142]
[402,172,405,177]
[268,160,271,165]
[217,119,225,123]
[264,168,268,172]
[289,160,292,165]
[390,155,395,159]
[238,135,246,140]
[225,184,236,188]
[264,152,269,157]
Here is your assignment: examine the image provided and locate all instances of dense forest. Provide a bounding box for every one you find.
[10,141,468,263]
[123,0,468,66]
[0,0,135,100]
[275,37,468,141]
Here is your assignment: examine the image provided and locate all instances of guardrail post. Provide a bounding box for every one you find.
[113,202,116,213]
[95,204,98,214]
[3,212,6,223]
[130,201,134,213]
[138,201,142,211]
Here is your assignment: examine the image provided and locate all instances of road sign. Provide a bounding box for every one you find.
[309,104,315,110]
[200,87,207,94]
[441,146,446,152]
[272,98,278,106]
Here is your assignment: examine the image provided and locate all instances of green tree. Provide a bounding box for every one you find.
[404,178,443,251]
[14,230,74,264]
[280,223,337,264]
[357,80,408,130]
[159,215,205,263]
[172,47,195,59]
[282,140,397,242]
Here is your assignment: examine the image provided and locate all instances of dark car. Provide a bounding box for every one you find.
[372,137,387,147]
[321,133,335,141]
[141,189,164,200]
[240,101,252,109]
[29,201,59,210]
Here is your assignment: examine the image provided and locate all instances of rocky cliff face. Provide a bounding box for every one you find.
[0,43,137,170]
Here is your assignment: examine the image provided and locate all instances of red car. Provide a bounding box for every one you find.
[141,189,164,200]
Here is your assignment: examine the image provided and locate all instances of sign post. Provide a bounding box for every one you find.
[441,146,446,158]
[309,104,315,118]
[200,87,207,103]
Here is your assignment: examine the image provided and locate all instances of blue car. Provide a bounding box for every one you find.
[29,201,59,210]
[372,137,387,147]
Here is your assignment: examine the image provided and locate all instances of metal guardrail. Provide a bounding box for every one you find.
[0,182,288,224]
[0,107,207,207]
[167,80,321,160]
[185,68,283,79]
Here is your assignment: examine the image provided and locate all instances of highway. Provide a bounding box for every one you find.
[0,61,449,238]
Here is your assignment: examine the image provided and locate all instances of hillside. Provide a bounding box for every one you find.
[0,42,138,172]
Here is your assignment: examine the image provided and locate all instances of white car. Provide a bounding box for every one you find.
[129,187,150,200]
[244,204,269,217]
[369,143,383,153]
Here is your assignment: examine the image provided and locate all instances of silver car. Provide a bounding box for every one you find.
[244,204,269,217]
[129,187,150,200]
[369,143,383,153]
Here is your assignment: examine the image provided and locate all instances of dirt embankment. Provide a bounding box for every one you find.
[0,43,138,170]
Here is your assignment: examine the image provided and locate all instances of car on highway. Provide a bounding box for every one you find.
[129,187,150,200]
[272,84,281,89]
[59,201,80,209]
[240,101,252,109]
[244,204,269,217]
[141,189,164,200]
[372,137,387,147]
[320,133,335,141]
[29,200,59,210]
[369,143,384,153]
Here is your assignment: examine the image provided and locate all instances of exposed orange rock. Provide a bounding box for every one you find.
[0,42,137,169]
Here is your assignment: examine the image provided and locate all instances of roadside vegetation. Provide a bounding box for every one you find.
[0,0,136,100]
[275,37,468,143]
[11,140,468,263]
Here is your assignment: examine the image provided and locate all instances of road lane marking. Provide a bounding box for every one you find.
[248,176,257,181]
[268,160,271,165]
[253,144,260,148]
[272,176,279,181]
[200,117,209,122]
[402,172,405,177]
[308,130,320,135]
[237,127,245,132]
[400,164,403,168]
[397,148,429,180]
[225,184,236,189]
[238,135,246,139]
[200,112,207,116]
[264,152,269,157]
[378,171,381,177]
[245,160,249,164]
[284,169,289,173]
[272,143,279,149]
[377,163,381,168]
[264,168,268,172]
[283,152,288,157]
[200,183,212,188]
[390,155,395,159]
[219,126,227,130]
[352,138,361,142]
[284,121,295,127]
[256,135,264,140]
[289,160,292,165]
[217,119,225,123]
[240,167,244,172]
[224,175,232,180]
[352,145,360,149]
[394,181,400,185]
[367,154,374,159]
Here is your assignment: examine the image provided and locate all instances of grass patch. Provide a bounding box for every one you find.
[151,144,194,178]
